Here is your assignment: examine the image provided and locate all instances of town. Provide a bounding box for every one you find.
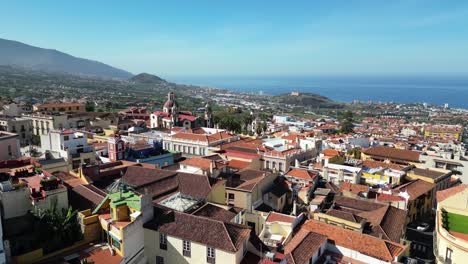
[0,89,466,264]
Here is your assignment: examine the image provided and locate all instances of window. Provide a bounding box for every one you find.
[159,233,167,250]
[64,135,69,141]
[228,193,235,201]
[111,237,121,250]
[156,256,164,264]
[7,145,12,156]
[207,247,215,264]
[446,248,453,261]
[183,240,191,257]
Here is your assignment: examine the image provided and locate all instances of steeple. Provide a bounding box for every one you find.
[205,101,213,128]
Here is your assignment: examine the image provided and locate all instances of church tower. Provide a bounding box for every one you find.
[205,101,213,128]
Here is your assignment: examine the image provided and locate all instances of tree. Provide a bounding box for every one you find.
[85,101,95,112]
[339,110,355,134]
[34,201,83,253]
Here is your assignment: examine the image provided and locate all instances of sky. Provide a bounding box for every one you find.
[1,0,468,77]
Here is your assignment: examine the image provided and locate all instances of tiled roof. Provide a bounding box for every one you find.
[332,196,407,242]
[436,184,467,203]
[302,220,406,262]
[339,182,368,195]
[320,149,340,157]
[191,203,239,222]
[227,159,251,170]
[325,209,365,223]
[122,166,222,200]
[266,212,295,223]
[285,168,318,180]
[363,146,420,162]
[284,229,327,264]
[72,184,106,205]
[179,157,215,170]
[144,211,250,252]
[393,179,435,201]
[410,168,449,179]
[362,160,404,171]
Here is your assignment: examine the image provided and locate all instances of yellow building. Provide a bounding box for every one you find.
[424,125,463,141]
[406,167,452,208]
[434,185,468,264]
[225,170,278,234]
[361,160,408,187]
[92,186,151,260]
[393,179,435,224]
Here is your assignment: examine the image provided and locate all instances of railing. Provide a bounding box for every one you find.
[183,250,191,257]
[207,257,216,264]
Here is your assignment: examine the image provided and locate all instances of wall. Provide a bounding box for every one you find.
[144,228,242,264]
[0,188,31,219]
[0,135,20,160]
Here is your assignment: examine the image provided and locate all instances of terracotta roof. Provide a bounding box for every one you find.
[285,168,318,180]
[393,179,435,201]
[284,229,327,264]
[191,203,238,222]
[122,166,222,200]
[363,146,420,162]
[180,157,215,170]
[436,184,467,203]
[320,149,340,157]
[227,159,251,170]
[332,196,407,242]
[340,182,368,195]
[266,212,295,223]
[144,211,250,252]
[362,160,404,171]
[301,220,406,262]
[410,168,449,180]
[226,170,271,192]
[72,184,106,206]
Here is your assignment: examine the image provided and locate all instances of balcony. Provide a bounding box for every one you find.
[207,257,215,264]
[183,250,191,257]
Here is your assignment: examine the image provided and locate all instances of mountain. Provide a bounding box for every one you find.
[0,38,133,79]
[129,73,166,84]
[273,92,342,108]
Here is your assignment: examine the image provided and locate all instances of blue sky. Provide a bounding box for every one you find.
[1,0,468,77]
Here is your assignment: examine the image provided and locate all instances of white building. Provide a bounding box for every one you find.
[40,130,96,170]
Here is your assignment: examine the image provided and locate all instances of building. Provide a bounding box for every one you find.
[259,212,303,249]
[321,163,362,185]
[297,220,407,263]
[0,161,68,219]
[284,168,319,204]
[0,101,32,116]
[108,134,126,162]
[0,131,20,160]
[424,125,463,141]
[313,196,407,243]
[41,130,96,170]
[0,116,33,145]
[119,107,150,120]
[33,102,85,113]
[143,209,251,264]
[434,185,468,264]
[377,179,435,223]
[92,185,152,262]
[361,160,409,187]
[225,169,278,234]
[406,167,452,208]
[23,112,89,136]
[283,229,327,264]
[151,92,203,129]
[163,127,239,157]
[362,146,421,165]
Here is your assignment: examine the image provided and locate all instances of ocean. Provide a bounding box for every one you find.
[171,76,468,109]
